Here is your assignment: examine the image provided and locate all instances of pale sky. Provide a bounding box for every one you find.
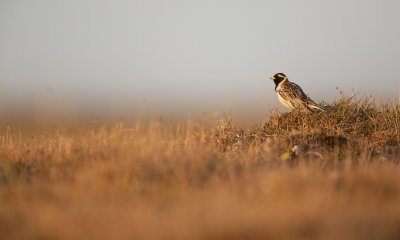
[1,0,399,121]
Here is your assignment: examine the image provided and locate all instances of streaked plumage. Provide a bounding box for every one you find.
[270,73,324,112]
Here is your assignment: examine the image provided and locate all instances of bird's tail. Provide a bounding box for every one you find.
[308,103,325,112]
[306,99,326,112]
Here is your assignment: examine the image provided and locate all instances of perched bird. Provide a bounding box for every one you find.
[270,73,324,112]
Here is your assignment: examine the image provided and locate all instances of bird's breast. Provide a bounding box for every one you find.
[277,92,293,109]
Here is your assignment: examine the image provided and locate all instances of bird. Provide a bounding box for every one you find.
[270,73,325,112]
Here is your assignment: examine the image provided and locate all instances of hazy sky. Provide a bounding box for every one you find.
[1,0,400,120]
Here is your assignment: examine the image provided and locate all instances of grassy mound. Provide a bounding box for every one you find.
[214,95,400,154]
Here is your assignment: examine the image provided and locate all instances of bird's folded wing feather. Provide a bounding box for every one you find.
[279,82,316,104]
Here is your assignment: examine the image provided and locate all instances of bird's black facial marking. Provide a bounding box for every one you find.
[271,73,287,88]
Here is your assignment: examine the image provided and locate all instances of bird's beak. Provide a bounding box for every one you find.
[270,76,275,80]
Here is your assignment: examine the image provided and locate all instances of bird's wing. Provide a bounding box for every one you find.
[278,82,324,111]
[278,82,309,103]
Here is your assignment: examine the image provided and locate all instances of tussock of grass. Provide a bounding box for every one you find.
[214,95,400,152]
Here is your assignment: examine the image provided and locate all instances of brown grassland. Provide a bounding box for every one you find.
[1,95,400,240]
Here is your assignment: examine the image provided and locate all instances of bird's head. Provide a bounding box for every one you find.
[270,73,288,87]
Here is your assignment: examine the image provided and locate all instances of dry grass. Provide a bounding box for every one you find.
[1,96,400,240]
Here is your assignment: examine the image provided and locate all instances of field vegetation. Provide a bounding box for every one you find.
[1,95,400,240]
